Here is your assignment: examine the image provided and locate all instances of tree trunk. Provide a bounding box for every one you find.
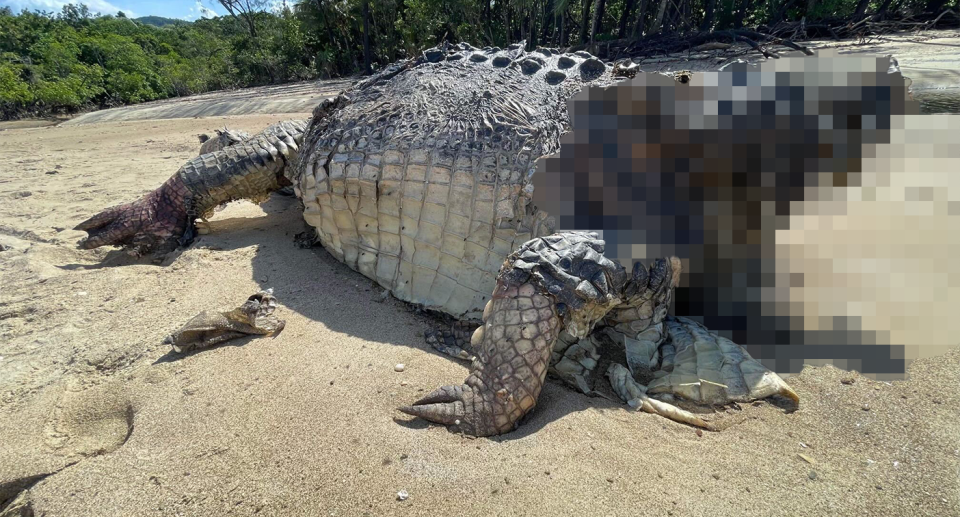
[734,0,751,27]
[559,10,566,46]
[667,0,680,31]
[852,0,870,17]
[542,0,553,44]
[528,5,536,49]
[217,1,258,39]
[618,0,636,38]
[876,0,895,14]
[522,13,529,48]
[362,0,371,75]
[505,1,511,44]
[806,0,818,18]
[242,13,257,38]
[580,0,592,44]
[484,0,492,42]
[590,0,608,43]
[700,0,716,30]
[769,0,796,24]
[649,0,670,35]
[632,0,649,37]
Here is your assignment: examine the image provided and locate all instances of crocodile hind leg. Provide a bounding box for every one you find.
[75,119,310,256]
[400,232,646,437]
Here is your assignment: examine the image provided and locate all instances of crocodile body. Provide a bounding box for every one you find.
[292,44,623,320]
[76,43,800,436]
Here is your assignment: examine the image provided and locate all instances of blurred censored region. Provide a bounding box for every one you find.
[533,51,960,379]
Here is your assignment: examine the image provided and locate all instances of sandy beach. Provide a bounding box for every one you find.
[2,47,960,516]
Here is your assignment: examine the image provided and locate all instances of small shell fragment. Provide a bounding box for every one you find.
[397,490,409,501]
[394,364,405,372]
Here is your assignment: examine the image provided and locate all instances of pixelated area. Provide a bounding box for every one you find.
[533,51,960,379]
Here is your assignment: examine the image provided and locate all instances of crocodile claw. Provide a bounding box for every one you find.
[399,384,510,436]
[399,386,470,427]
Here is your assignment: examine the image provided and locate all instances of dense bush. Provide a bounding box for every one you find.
[1,0,955,120]
[0,4,317,118]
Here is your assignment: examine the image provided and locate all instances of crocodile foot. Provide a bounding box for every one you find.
[164,290,286,353]
[401,281,562,436]
[74,175,193,257]
[401,233,630,436]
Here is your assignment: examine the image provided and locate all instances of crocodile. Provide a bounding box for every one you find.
[76,42,800,437]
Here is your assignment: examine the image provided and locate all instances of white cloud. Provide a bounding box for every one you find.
[0,0,135,17]
[266,0,288,13]
[184,0,216,19]
[181,1,217,21]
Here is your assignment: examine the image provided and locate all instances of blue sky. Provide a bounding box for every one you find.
[0,0,232,20]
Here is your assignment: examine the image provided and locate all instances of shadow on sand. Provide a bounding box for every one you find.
[58,250,177,270]
[83,193,791,441]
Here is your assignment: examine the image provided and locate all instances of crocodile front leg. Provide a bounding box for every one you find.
[75,119,308,256]
[400,232,629,436]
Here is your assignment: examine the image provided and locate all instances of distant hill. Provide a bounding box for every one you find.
[135,16,189,27]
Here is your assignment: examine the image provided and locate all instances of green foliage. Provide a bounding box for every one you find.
[396,0,485,53]
[0,3,318,119]
[0,62,32,104]
[0,0,952,119]
[807,0,860,19]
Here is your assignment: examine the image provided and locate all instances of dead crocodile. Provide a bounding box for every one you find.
[75,42,798,437]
